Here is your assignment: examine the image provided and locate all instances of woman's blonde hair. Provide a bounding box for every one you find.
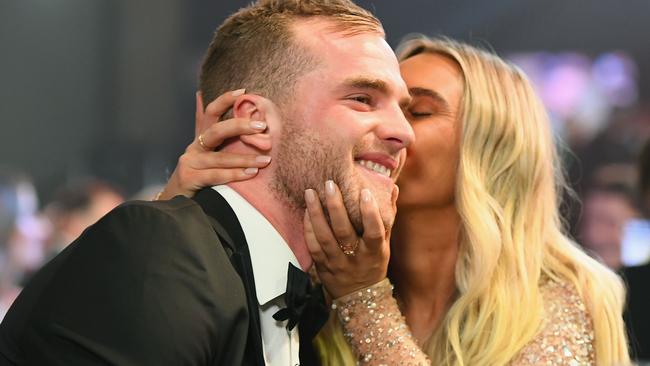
[315,36,629,365]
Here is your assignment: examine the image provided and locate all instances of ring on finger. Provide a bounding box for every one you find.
[338,238,359,256]
[198,134,209,151]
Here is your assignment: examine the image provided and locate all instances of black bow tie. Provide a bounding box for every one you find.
[273,263,328,333]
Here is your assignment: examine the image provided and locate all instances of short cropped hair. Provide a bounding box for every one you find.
[199,0,383,107]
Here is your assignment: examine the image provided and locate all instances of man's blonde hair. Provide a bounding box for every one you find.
[199,0,383,106]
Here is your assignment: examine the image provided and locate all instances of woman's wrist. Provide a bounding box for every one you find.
[329,278,428,364]
[154,176,186,201]
[331,278,393,314]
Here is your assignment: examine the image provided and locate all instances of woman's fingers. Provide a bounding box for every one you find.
[188,151,271,170]
[192,118,267,152]
[160,89,276,200]
[302,185,391,299]
[203,88,246,120]
[197,167,262,186]
[303,210,329,268]
[304,189,342,260]
[324,180,359,253]
[359,188,386,253]
[171,148,270,194]
[195,91,206,134]
[195,89,244,136]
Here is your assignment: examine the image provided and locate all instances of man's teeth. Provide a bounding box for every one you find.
[356,159,391,177]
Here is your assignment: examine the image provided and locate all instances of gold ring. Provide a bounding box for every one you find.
[198,134,208,150]
[338,238,359,256]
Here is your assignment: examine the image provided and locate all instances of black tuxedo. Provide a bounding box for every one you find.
[623,263,650,361]
[0,188,320,365]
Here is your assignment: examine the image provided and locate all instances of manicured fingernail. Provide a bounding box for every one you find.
[305,189,316,203]
[325,180,336,196]
[244,167,258,175]
[361,188,372,202]
[256,155,271,163]
[231,88,245,96]
[250,121,266,130]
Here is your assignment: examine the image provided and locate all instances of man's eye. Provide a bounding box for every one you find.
[349,95,372,105]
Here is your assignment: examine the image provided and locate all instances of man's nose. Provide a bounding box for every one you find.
[376,107,415,151]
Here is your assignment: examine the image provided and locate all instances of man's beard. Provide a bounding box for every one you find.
[272,117,394,235]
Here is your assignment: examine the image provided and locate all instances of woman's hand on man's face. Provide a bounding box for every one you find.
[156,89,272,200]
[303,181,397,299]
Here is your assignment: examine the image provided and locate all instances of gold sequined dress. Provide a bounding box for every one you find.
[331,277,595,365]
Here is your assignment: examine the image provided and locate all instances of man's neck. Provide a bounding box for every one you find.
[228,180,313,271]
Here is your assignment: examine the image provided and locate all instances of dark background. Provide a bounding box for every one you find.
[2,0,649,203]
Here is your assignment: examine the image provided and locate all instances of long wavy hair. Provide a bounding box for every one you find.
[315,36,629,365]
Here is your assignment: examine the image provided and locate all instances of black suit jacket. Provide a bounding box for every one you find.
[623,263,650,361]
[0,188,277,365]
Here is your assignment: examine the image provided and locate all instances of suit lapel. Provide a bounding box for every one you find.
[193,188,266,366]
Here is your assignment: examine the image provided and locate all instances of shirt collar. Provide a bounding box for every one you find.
[212,185,300,306]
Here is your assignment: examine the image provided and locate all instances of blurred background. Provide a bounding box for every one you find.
[1,0,650,356]
[2,0,650,202]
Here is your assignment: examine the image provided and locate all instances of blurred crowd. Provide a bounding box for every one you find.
[571,107,650,270]
[0,176,132,319]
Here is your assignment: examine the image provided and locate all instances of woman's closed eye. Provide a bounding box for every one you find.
[407,108,433,118]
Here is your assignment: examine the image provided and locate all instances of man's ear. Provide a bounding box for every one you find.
[232,94,275,151]
[232,94,265,122]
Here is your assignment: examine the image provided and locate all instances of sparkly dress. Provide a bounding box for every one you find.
[331,277,595,365]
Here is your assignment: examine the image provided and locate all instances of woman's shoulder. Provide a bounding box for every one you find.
[510,277,595,365]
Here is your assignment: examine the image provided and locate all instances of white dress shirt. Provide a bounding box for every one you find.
[212,185,301,366]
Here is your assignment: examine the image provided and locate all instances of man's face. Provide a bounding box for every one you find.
[272,20,414,233]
